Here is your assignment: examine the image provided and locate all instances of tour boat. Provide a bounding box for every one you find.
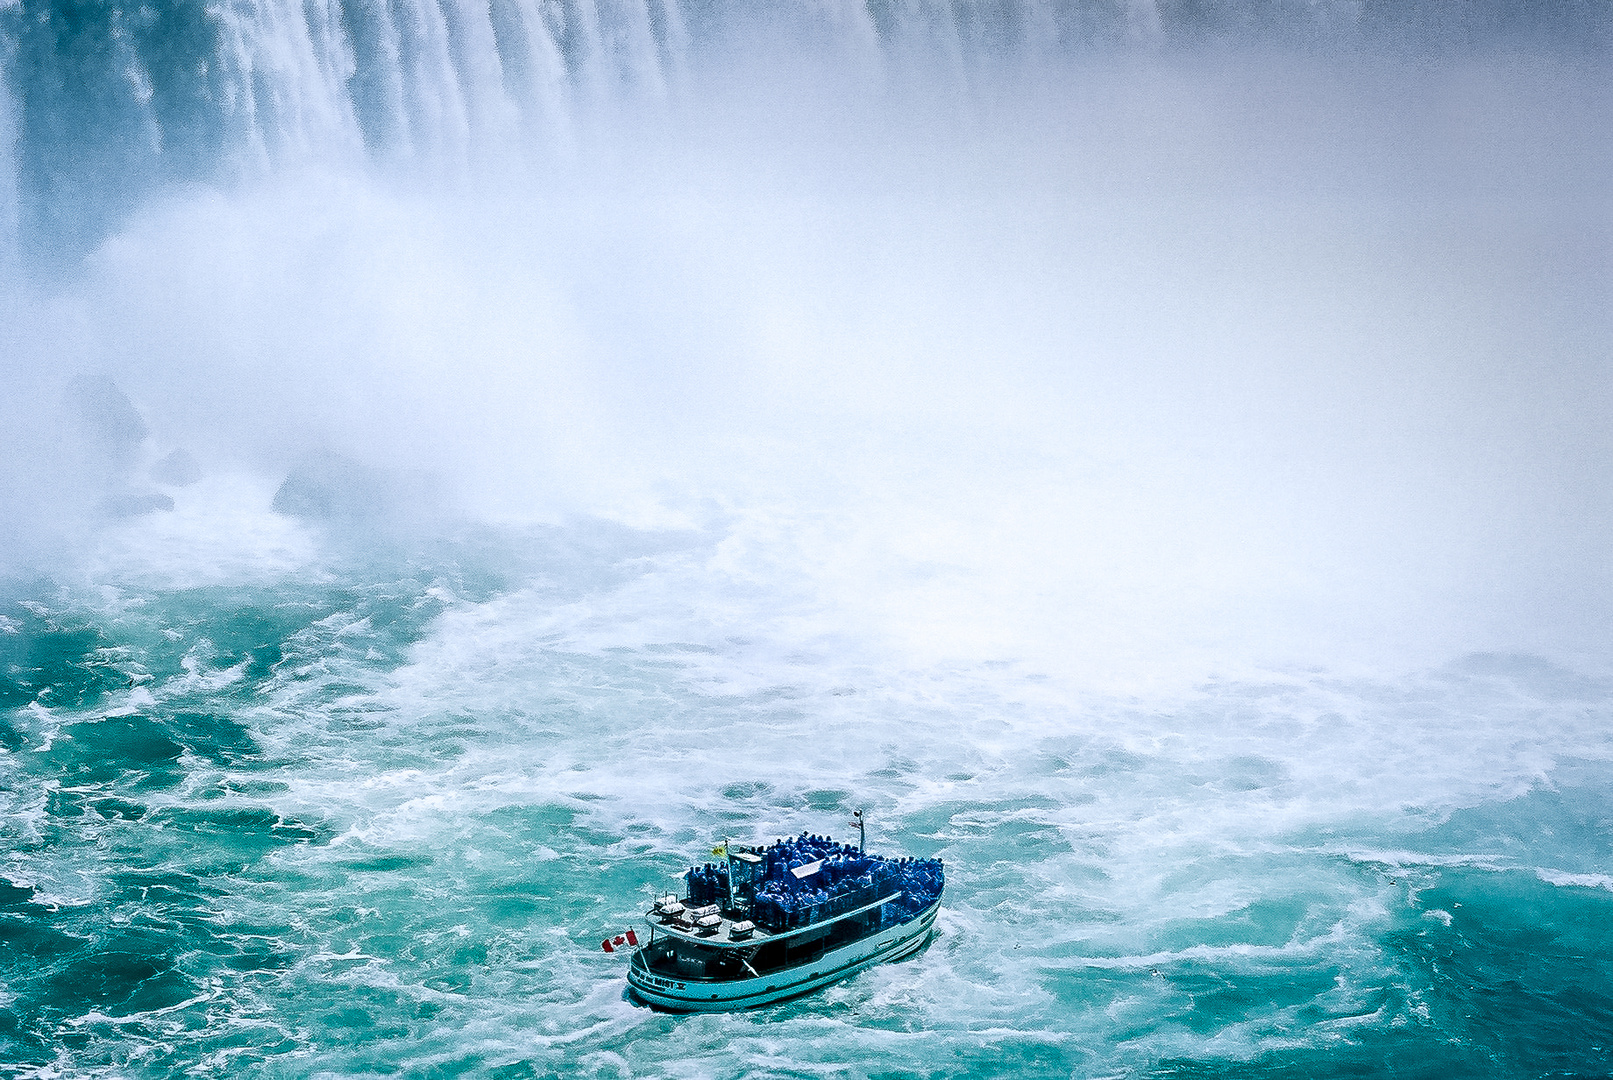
[621,815,944,1011]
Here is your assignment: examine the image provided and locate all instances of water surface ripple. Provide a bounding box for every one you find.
[2,532,1609,1078]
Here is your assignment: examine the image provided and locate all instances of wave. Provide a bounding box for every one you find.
[1536,868,1613,892]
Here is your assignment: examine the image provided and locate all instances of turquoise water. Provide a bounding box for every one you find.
[3,530,1610,1078]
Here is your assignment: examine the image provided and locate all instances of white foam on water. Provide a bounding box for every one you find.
[82,472,320,589]
[98,509,1577,1073]
[1535,869,1613,892]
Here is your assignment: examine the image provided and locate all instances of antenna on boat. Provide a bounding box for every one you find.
[851,809,865,853]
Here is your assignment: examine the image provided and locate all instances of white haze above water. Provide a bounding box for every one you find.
[2,49,1611,695]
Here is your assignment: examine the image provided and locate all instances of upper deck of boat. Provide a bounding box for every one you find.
[646,892,901,950]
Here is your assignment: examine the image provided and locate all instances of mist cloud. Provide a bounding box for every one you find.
[0,10,1609,686]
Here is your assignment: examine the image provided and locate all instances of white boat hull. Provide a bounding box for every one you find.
[626,900,941,1012]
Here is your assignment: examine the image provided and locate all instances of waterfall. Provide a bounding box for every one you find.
[0,5,17,271]
[209,0,367,175]
[0,0,1606,265]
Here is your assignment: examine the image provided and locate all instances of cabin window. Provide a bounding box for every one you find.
[752,941,787,973]
[647,939,723,980]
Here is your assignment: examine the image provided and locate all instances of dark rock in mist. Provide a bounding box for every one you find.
[272,452,446,531]
[272,454,381,521]
[51,374,179,523]
[150,449,202,487]
[67,375,148,462]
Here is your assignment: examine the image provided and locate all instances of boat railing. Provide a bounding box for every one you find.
[748,891,903,942]
[647,892,904,950]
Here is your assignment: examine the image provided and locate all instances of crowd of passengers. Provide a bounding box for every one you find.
[685,832,944,931]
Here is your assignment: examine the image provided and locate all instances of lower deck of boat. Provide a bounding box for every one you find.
[626,900,940,1012]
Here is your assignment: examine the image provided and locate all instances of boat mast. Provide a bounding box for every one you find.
[851,809,865,853]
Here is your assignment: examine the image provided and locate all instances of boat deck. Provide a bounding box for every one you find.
[648,893,901,949]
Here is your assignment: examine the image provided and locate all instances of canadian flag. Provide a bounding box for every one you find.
[601,929,639,952]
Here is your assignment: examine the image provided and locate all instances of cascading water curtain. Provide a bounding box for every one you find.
[4,0,1610,265]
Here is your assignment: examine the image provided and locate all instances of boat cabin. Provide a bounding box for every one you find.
[637,892,900,983]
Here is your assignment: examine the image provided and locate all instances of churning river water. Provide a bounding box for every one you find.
[3,1,1613,1077]
[2,499,1611,1077]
